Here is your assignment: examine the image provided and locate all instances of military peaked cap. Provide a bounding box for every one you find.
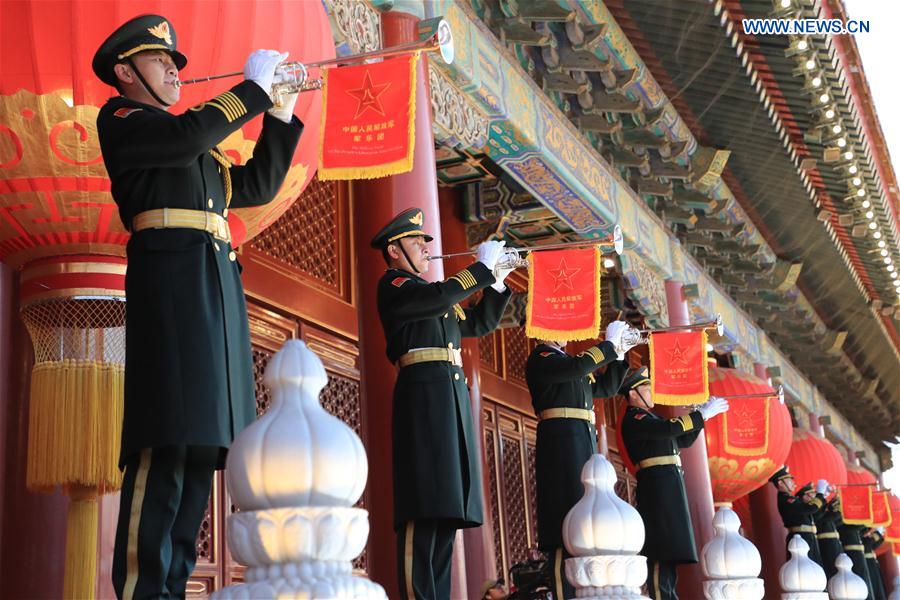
[370,208,433,249]
[621,366,650,392]
[795,483,814,496]
[769,466,793,485]
[93,14,187,86]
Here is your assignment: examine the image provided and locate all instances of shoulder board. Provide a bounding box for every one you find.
[391,277,410,288]
[539,351,554,357]
[114,107,142,119]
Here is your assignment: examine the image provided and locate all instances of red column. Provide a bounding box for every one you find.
[0,265,69,598]
[351,11,442,597]
[662,280,715,599]
[878,552,899,596]
[438,186,496,599]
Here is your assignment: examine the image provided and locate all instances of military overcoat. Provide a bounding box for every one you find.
[839,523,875,596]
[814,497,844,577]
[97,81,303,467]
[377,262,510,530]
[777,489,824,565]
[525,341,628,551]
[620,405,705,563]
[863,530,886,600]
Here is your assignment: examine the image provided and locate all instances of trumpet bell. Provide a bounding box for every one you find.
[418,17,454,65]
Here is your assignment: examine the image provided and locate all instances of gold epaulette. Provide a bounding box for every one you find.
[449,269,477,290]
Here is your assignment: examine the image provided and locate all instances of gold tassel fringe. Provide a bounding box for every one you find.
[63,494,99,599]
[27,359,124,493]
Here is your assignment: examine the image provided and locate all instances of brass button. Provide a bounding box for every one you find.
[444,313,449,319]
[222,208,229,218]
[213,242,220,252]
[207,198,214,208]
[448,342,454,349]
[454,373,460,381]
[228,251,237,262]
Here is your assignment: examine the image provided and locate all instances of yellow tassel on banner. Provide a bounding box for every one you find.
[63,491,98,599]
[26,359,124,493]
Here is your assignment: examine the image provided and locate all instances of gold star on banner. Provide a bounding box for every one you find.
[667,338,689,366]
[548,258,581,292]
[346,70,391,118]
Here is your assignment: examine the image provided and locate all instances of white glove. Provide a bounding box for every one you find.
[491,251,516,292]
[605,320,628,353]
[268,90,298,123]
[815,479,829,495]
[698,396,729,420]
[244,49,288,95]
[477,240,506,271]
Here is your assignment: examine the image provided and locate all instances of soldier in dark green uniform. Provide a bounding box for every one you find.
[525,320,631,600]
[371,209,512,599]
[839,519,875,598]
[814,491,845,578]
[619,367,729,600]
[770,469,827,567]
[93,15,303,599]
[863,528,887,600]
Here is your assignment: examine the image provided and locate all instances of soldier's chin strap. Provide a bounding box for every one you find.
[125,57,173,108]
[396,240,422,275]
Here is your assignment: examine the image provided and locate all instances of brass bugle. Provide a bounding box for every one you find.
[428,224,624,268]
[622,314,724,347]
[176,17,453,90]
[716,385,785,404]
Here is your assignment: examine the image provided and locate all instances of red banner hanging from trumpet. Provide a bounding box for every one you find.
[318,54,418,180]
[839,485,873,526]
[872,491,892,528]
[885,495,900,542]
[649,330,709,405]
[525,247,601,342]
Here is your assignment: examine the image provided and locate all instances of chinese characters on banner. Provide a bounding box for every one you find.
[525,247,601,342]
[722,397,770,456]
[318,54,418,180]
[649,330,709,405]
[839,485,874,526]
[872,491,892,527]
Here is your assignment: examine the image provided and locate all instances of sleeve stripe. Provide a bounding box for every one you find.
[449,275,466,288]
[220,91,246,120]
[216,93,239,121]
[579,346,605,364]
[450,269,477,290]
[676,414,693,432]
[207,100,235,122]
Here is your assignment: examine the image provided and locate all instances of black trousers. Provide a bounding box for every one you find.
[648,560,678,600]
[112,445,218,600]
[866,555,886,600]
[396,520,456,600]
[547,547,574,600]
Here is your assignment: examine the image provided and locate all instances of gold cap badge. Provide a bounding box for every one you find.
[409,211,424,226]
[147,21,172,45]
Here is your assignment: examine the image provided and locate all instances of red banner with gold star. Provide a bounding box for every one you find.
[525,247,602,342]
[839,485,874,526]
[649,331,709,405]
[318,55,418,180]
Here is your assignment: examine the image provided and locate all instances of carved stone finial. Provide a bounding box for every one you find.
[827,553,869,600]
[779,534,827,600]
[701,507,764,599]
[212,340,385,599]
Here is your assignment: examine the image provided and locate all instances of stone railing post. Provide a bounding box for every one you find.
[779,534,827,600]
[701,506,764,599]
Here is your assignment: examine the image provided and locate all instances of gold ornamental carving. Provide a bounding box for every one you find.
[429,63,488,150]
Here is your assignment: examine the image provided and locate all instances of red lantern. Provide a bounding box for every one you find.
[846,462,878,486]
[785,429,848,489]
[1,3,333,597]
[704,364,793,505]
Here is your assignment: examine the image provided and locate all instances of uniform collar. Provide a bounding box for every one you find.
[536,343,566,355]
[108,95,168,114]
[386,267,425,282]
